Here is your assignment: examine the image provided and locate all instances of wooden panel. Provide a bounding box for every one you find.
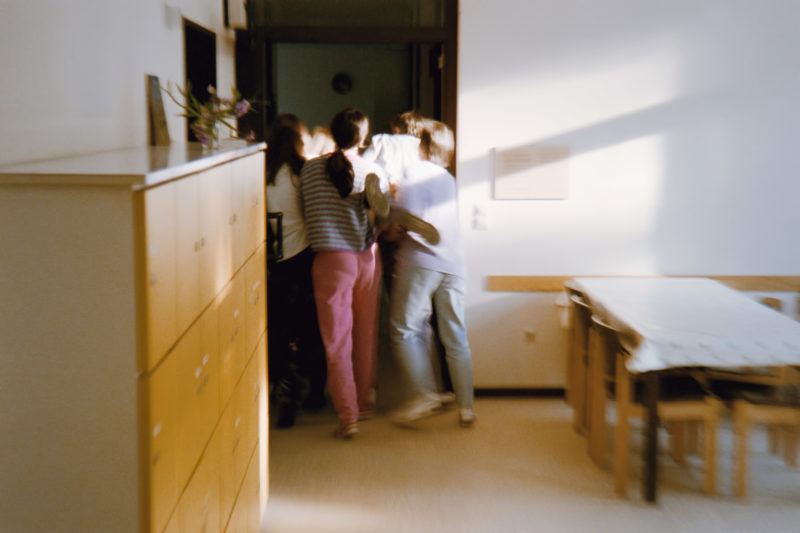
[229,153,266,272]
[219,271,247,407]
[146,352,180,533]
[174,306,221,486]
[177,432,221,533]
[175,174,203,334]
[200,165,232,301]
[244,243,267,359]
[141,182,177,370]
[487,275,800,293]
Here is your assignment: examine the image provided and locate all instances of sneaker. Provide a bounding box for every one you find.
[365,173,390,218]
[358,405,376,421]
[391,394,443,425]
[397,211,440,245]
[334,422,359,439]
[459,408,476,428]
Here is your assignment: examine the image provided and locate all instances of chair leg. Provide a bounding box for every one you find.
[686,420,700,454]
[733,400,749,499]
[613,352,630,496]
[588,329,607,465]
[572,345,587,434]
[703,399,719,496]
[783,425,798,468]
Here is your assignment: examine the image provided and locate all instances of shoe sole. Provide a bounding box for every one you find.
[365,173,390,218]
[399,212,440,245]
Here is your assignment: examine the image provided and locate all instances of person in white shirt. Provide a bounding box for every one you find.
[266,113,327,428]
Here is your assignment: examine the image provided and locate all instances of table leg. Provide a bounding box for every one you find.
[642,371,659,503]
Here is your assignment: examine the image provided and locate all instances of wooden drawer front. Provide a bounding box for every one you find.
[219,271,246,406]
[225,449,260,533]
[146,351,180,533]
[238,351,262,471]
[243,243,266,359]
[177,431,221,533]
[256,334,269,515]
[142,182,177,370]
[200,165,233,299]
[219,389,247,525]
[229,154,265,272]
[175,174,203,335]
[174,305,221,486]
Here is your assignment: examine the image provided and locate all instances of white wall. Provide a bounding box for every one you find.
[0,0,237,166]
[458,0,800,387]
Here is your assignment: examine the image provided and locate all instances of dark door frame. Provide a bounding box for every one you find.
[238,0,458,170]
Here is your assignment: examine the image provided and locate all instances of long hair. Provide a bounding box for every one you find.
[419,120,455,168]
[266,113,307,186]
[326,108,369,198]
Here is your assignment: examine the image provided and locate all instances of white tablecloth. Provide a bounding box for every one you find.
[573,277,800,373]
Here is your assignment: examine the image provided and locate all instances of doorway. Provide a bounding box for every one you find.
[235,0,457,154]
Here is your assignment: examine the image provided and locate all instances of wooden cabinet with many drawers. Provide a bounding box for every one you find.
[0,142,269,533]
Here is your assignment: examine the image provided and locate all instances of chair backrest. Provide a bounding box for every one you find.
[590,314,624,379]
[267,211,284,263]
[569,294,592,349]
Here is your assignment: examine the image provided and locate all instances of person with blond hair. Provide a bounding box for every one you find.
[388,120,475,427]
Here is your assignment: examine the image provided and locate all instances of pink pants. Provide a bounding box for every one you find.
[312,245,382,425]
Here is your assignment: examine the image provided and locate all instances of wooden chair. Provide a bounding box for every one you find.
[589,315,721,496]
[731,375,800,498]
[562,281,586,407]
[568,294,593,435]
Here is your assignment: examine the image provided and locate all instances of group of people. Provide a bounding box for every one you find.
[266,107,474,438]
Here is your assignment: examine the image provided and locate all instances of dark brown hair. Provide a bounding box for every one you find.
[266,113,307,186]
[326,108,369,198]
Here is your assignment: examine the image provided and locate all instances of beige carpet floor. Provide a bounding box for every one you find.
[261,397,800,533]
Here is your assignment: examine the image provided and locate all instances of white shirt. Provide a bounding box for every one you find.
[266,163,309,261]
[362,134,421,186]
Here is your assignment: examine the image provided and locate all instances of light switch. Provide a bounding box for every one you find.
[473,204,489,230]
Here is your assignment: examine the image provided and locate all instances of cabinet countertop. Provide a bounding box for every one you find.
[0,141,266,189]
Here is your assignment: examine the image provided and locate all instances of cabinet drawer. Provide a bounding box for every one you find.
[225,448,260,533]
[145,350,181,533]
[173,305,221,485]
[177,430,221,533]
[243,243,266,359]
[219,271,246,406]
[141,182,177,370]
[229,154,265,272]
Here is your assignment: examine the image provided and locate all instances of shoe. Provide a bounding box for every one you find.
[459,408,475,427]
[276,403,297,429]
[365,173,390,218]
[391,394,443,425]
[398,211,440,245]
[359,405,376,421]
[437,391,457,406]
[334,422,359,439]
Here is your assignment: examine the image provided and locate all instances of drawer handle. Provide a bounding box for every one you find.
[231,436,240,455]
[233,309,240,319]
[200,236,206,247]
[194,241,201,252]
[234,416,241,429]
[252,280,261,291]
[195,374,209,395]
[195,366,202,378]
[149,273,158,285]
[229,213,237,225]
[152,424,162,438]
[231,326,239,341]
[202,353,210,366]
[152,450,161,466]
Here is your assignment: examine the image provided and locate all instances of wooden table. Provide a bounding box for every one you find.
[572,277,800,502]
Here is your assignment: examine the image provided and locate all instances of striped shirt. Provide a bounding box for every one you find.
[300,152,387,252]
